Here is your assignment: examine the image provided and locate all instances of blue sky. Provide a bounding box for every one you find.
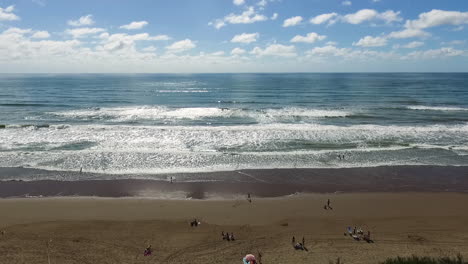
[0,0,467,72]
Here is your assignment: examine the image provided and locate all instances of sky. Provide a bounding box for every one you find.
[0,0,468,73]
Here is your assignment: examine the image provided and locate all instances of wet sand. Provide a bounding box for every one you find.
[1,165,468,198]
[0,193,468,264]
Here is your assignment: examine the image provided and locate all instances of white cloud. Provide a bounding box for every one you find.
[233,0,245,5]
[283,16,303,27]
[166,39,196,53]
[3,27,32,35]
[353,35,387,47]
[379,10,402,24]
[96,33,169,53]
[405,47,464,59]
[150,35,171,41]
[307,45,395,60]
[210,51,225,56]
[142,46,157,52]
[405,10,468,29]
[442,40,465,46]
[372,0,381,2]
[120,21,149,30]
[210,6,268,29]
[0,5,19,21]
[342,1,352,6]
[401,41,424,49]
[231,47,246,55]
[68,15,94,27]
[271,13,278,20]
[31,31,50,39]
[257,0,268,7]
[231,32,259,43]
[387,28,430,39]
[326,41,338,46]
[66,27,105,38]
[310,13,338,25]
[307,45,350,57]
[250,44,297,57]
[290,32,326,43]
[343,9,401,24]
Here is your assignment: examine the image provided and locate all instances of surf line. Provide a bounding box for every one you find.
[237,171,268,183]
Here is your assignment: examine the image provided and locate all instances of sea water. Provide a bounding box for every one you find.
[1,73,468,179]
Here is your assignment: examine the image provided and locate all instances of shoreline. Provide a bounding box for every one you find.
[1,165,468,198]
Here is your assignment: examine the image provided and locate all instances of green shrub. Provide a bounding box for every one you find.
[381,254,466,264]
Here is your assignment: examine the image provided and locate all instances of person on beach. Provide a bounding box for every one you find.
[144,245,152,256]
[79,167,82,174]
[247,193,252,203]
[230,232,235,241]
[302,236,305,246]
[292,236,295,244]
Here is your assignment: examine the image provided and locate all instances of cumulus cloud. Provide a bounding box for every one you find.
[66,27,105,38]
[231,47,246,55]
[387,28,430,39]
[353,35,387,47]
[142,46,157,52]
[210,6,268,29]
[31,31,50,39]
[120,21,148,30]
[307,45,350,57]
[401,41,424,49]
[405,10,468,29]
[290,32,326,43]
[68,15,94,27]
[271,13,278,20]
[0,5,19,21]
[165,39,196,53]
[283,16,303,27]
[310,13,338,25]
[307,45,395,60]
[250,44,297,57]
[405,47,464,59]
[231,33,259,43]
[342,1,352,6]
[233,0,245,5]
[97,32,170,52]
[441,40,465,46]
[343,9,401,24]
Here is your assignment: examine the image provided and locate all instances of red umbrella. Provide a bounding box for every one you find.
[245,254,256,261]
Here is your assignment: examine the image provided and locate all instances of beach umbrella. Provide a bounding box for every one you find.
[245,254,256,261]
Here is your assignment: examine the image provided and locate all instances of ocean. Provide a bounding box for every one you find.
[1,73,468,180]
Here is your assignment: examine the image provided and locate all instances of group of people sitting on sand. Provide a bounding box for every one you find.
[221,231,236,241]
[345,226,374,243]
[291,236,308,251]
[190,218,200,227]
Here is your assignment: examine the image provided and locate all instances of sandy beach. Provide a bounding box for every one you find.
[1,193,468,264]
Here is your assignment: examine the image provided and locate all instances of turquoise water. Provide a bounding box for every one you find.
[1,73,468,177]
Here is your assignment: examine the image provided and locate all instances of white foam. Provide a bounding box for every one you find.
[407,106,468,111]
[49,106,352,123]
[1,122,468,177]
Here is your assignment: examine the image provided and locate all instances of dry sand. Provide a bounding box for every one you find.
[1,193,468,264]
